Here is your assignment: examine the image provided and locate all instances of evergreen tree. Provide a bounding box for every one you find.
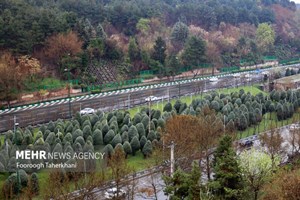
[128,37,140,63]
[130,136,140,156]
[152,36,166,65]
[123,141,132,157]
[210,135,244,200]
[142,140,153,157]
[182,36,206,70]
[171,21,189,50]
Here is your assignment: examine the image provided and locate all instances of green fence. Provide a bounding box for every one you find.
[220,66,240,72]
[263,56,277,61]
[82,78,143,93]
[279,58,300,65]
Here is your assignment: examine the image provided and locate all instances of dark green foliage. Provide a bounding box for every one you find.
[128,125,139,142]
[92,129,103,145]
[179,103,187,114]
[102,124,109,136]
[157,118,165,129]
[147,130,157,142]
[12,130,23,145]
[163,162,201,199]
[152,36,166,65]
[82,120,91,129]
[104,130,115,144]
[104,144,114,158]
[238,114,248,131]
[140,136,147,149]
[83,125,92,140]
[182,36,206,69]
[86,135,93,144]
[83,141,94,152]
[121,124,128,133]
[74,136,85,147]
[121,131,129,143]
[47,121,55,132]
[123,114,131,125]
[123,141,132,157]
[111,134,122,148]
[23,130,33,145]
[142,140,153,158]
[163,102,173,112]
[130,136,140,156]
[136,123,146,138]
[72,129,83,142]
[171,21,189,49]
[285,68,291,76]
[146,121,156,134]
[30,173,39,194]
[39,125,46,134]
[63,133,73,145]
[73,142,83,153]
[152,110,161,120]
[210,135,244,200]
[133,113,142,125]
[52,143,63,154]
[174,100,182,113]
[116,111,124,125]
[45,132,56,146]
[276,103,284,120]
[90,114,99,127]
[141,115,150,129]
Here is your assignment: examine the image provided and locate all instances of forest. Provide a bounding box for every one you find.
[1,0,300,103]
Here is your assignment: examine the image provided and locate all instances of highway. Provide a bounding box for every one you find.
[0,71,265,132]
[2,63,297,133]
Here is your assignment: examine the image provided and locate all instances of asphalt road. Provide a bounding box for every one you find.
[0,72,265,132]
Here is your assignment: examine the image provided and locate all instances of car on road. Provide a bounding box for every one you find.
[80,108,95,115]
[104,188,126,199]
[209,77,218,82]
[145,96,158,102]
[233,73,240,78]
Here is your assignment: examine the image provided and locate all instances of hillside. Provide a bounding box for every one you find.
[1,0,300,105]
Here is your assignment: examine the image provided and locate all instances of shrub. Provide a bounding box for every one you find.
[133,113,142,125]
[163,102,172,112]
[45,132,56,146]
[102,124,109,137]
[136,123,146,138]
[147,130,157,141]
[73,142,83,153]
[121,131,129,143]
[103,144,114,158]
[104,130,115,144]
[93,129,103,145]
[121,124,128,133]
[111,134,122,148]
[141,115,150,129]
[83,141,94,152]
[140,136,147,149]
[142,140,153,158]
[74,136,85,147]
[130,136,140,156]
[63,133,73,145]
[12,130,23,145]
[123,141,132,157]
[128,125,139,142]
[47,121,55,132]
[83,125,92,140]
[90,114,99,127]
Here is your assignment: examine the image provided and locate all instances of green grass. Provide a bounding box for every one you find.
[238,111,300,139]
[23,77,66,92]
[129,85,265,117]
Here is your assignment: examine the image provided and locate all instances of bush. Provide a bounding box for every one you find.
[102,124,109,136]
[140,136,147,149]
[74,136,85,147]
[147,130,157,142]
[104,144,114,158]
[45,132,56,146]
[133,113,142,125]
[163,102,172,112]
[83,125,92,140]
[141,115,150,129]
[128,125,139,142]
[111,134,122,147]
[142,140,153,158]
[121,131,129,143]
[63,133,73,145]
[73,142,83,153]
[173,100,182,113]
[123,141,132,157]
[93,129,103,145]
[90,114,99,127]
[72,128,83,140]
[130,136,140,156]
[13,130,23,145]
[83,141,94,152]
[136,123,146,138]
[152,110,161,120]
[104,130,115,144]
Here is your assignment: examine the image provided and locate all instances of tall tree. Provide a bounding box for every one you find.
[0,52,22,107]
[166,54,181,79]
[181,36,206,77]
[152,36,166,65]
[256,23,275,54]
[239,148,279,200]
[128,37,141,63]
[171,21,189,52]
[210,135,245,200]
[163,162,201,199]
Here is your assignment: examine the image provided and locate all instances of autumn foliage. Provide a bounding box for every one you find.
[44,31,83,64]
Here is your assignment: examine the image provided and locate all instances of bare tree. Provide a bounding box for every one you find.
[259,124,284,167]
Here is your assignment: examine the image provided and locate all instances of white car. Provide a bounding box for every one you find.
[80,108,95,115]
[145,96,158,102]
[104,188,126,199]
[233,73,240,78]
[209,77,218,82]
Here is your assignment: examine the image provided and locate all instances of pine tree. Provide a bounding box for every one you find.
[210,135,244,200]
[152,36,166,65]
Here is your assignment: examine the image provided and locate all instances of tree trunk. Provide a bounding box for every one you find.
[206,155,211,180]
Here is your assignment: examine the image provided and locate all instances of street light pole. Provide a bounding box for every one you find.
[65,68,72,118]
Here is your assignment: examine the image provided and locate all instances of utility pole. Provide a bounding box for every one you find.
[128,94,131,110]
[170,141,174,177]
[65,68,72,118]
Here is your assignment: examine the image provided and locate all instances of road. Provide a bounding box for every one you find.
[0,64,296,133]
